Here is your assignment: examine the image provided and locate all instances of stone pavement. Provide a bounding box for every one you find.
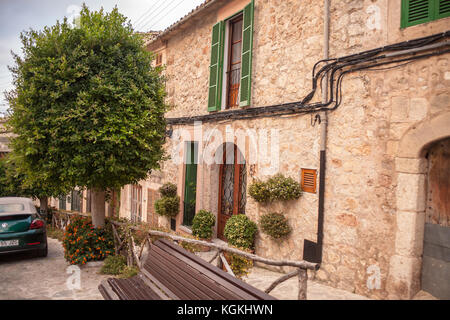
[0,238,108,300]
[196,250,370,300]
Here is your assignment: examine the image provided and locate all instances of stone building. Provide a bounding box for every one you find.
[118,0,450,300]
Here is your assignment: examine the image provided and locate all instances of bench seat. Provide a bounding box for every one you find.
[99,239,275,300]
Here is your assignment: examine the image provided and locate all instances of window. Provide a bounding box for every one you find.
[70,190,82,212]
[130,184,142,223]
[155,52,163,67]
[59,195,66,210]
[401,0,450,28]
[226,15,243,109]
[208,0,254,112]
[301,169,317,194]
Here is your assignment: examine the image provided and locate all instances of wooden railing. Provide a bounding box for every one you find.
[109,220,318,300]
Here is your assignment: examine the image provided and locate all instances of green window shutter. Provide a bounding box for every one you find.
[401,0,449,28]
[208,21,225,112]
[401,0,433,28]
[239,0,254,107]
[436,0,450,19]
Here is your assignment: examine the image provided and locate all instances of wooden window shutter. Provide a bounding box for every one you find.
[239,0,254,107]
[301,169,317,193]
[401,0,450,28]
[437,0,450,19]
[208,21,225,112]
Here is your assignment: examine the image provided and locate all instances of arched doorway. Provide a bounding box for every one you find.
[217,142,247,241]
[421,138,450,299]
[388,113,450,299]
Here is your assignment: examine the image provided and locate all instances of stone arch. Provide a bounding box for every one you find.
[387,113,450,299]
[398,113,450,158]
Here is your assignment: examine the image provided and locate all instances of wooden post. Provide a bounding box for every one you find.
[216,250,223,269]
[298,268,308,300]
[111,224,119,255]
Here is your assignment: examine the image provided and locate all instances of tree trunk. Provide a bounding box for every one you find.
[39,197,48,214]
[91,189,106,228]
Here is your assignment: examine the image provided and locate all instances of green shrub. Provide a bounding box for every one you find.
[225,252,254,278]
[249,174,302,203]
[100,255,127,275]
[63,215,115,265]
[224,214,257,250]
[155,196,180,217]
[159,183,177,198]
[260,212,291,240]
[119,266,139,278]
[192,210,216,240]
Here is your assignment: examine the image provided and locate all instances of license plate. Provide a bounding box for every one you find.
[0,240,19,247]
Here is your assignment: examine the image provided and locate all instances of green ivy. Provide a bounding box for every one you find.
[260,212,291,240]
[249,174,302,203]
[192,210,216,240]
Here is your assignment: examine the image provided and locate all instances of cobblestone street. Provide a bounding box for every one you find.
[0,238,108,300]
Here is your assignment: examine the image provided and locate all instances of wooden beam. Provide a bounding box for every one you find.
[265,270,298,294]
[220,252,235,277]
[109,223,318,270]
[298,268,308,300]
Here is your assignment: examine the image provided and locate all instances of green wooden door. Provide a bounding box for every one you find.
[183,142,198,227]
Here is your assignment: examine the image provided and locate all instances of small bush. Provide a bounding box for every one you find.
[224,215,257,250]
[100,255,127,275]
[159,183,177,198]
[225,251,254,278]
[192,210,216,240]
[62,215,114,265]
[119,266,139,279]
[260,212,291,240]
[249,174,302,203]
[155,196,180,217]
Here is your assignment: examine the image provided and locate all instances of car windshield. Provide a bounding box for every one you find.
[0,203,25,213]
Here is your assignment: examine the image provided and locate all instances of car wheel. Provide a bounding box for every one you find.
[37,244,48,257]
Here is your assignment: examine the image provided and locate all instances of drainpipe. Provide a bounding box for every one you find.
[316,0,330,265]
[304,0,330,265]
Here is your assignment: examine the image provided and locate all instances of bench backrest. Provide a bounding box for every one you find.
[141,239,276,300]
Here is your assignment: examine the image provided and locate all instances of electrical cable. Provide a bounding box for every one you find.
[144,0,186,32]
[139,0,183,31]
[134,0,168,31]
[166,36,450,126]
[134,0,164,28]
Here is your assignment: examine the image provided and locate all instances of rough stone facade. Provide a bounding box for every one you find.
[120,0,450,300]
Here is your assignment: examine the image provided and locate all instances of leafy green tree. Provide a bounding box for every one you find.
[6,5,167,226]
[0,153,68,212]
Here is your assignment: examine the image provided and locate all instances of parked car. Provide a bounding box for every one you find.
[0,197,48,257]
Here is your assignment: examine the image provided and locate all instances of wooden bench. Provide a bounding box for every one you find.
[98,238,276,300]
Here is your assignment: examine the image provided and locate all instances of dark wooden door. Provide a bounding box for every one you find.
[217,144,246,241]
[422,138,450,299]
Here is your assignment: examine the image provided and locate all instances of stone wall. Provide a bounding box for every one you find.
[120,0,450,299]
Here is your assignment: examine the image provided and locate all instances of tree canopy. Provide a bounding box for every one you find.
[6,5,167,223]
[7,5,166,191]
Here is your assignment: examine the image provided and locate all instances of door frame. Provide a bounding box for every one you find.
[217,143,244,241]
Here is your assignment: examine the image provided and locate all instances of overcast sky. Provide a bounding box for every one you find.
[0,0,205,113]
